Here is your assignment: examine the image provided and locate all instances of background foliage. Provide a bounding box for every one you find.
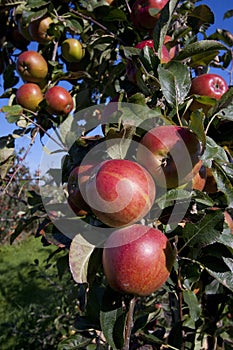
[0,0,233,349]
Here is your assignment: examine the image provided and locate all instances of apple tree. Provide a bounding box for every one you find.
[0,0,233,349]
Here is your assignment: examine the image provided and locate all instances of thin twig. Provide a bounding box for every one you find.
[122,296,137,350]
[124,0,132,14]
[70,9,125,45]
[22,113,67,150]
[2,127,40,195]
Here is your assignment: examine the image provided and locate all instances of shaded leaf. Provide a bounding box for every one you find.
[224,9,233,19]
[209,87,233,120]
[100,307,125,350]
[0,135,15,179]
[187,5,214,33]
[158,62,191,107]
[156,188,192,210]
[183,290,201,321]
[10,216,39,244]
[69,234,95,284]
[175,40,226,62]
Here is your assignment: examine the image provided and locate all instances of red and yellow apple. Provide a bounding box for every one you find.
[102,224,175,296]
[131,0,169,31]
[45,86,74,115]
[85,159,156,227]
[135,39,171,63]
[136,125,202,189]
[61,38,85,63]
[29,16,53,44]
[16,83,43,111]
[16,50,48,83]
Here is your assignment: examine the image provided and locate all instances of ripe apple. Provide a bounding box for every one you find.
[164,35,177,59]
[189,73,229,112]
[44,86,74,115]
[191,164,207,191]
[61,38,85,63]
[102,224,175,296]
[136,125,202,189]
[85,159,156,227]
[135,39,171,63]
[16,83,43,112]
[67,163,96,216]
[131,0,169,31]
[29,16,53,44]
[16,50,48,83]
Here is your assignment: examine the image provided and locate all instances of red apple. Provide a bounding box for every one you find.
[102,224,175,296]
[67,163,96,216]
[136,125,202,189]
[164,35,177,59]
[16,83,43,112]
[16,50,48,83]
[135,39,171,63]
[131,0,169,31]
[61,38,85,63]
[85,159,156,227]
[191,164,207,191]
[45,86,74,115]
[189,73,229,112]
[29,16,53,44]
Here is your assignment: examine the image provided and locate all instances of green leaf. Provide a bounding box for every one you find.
[158,62,191,107]
[209,87,233,120]
[10,216,39,244]
[0,135,15,179]
[100,308,125,350]
[183,290,201,321]
[153,0,180,59]
[202,136,229,167]
[208,29,233,47]
[175,40,227,63]
[205,259,233,292]
[224,9,233,19]
[187,5,214,33]
[105,124,136,159]
[156,188,192,210]
[101,7,127,22]
[69,234,95,284]
[181,210,224,251]
[1,105,23,122]
[211,162,233,207]
[189,109,206,150]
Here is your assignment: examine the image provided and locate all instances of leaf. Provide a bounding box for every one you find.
[205,259,233,292]
[100,308,125,350]
[209,87,233,120]
[189,109,206,150]
[101,7,127,22]
[0,135,15,179]
[183,290,201,321]
[153,0,180,59]
[10,216,39,244]
[37,219,72,248]
[175,40,227,63]
[224,9,233,19]
[182,210,224,251]
[105,124,136,159]
[158,62,191,107]
[208,29,233,47]
[202,136,229,167]
[211,162,233,207]
[69,234,95,284]
[187,5,214,33]
[156,188,192,210]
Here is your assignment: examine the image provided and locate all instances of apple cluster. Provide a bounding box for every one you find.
[12,15,85,116]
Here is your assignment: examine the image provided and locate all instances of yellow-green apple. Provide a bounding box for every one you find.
[16,83,43,111]
[189,73,228,113]
[61,38,85,63]
[44,86,74,115]
[136,125,202,189]
[16,50,48,83]
[102,224,175,296]
[85,159,156,227]
[67,163,96,216]
[29,16,53,44]
[131,0,169,31]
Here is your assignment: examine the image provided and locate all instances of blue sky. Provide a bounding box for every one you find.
[0,0,232,174]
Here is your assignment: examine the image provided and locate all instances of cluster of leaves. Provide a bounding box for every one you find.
[0,0,233,349]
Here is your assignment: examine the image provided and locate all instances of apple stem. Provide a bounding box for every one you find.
[122,296,137,350]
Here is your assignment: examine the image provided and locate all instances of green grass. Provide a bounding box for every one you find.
[0,236,77,350]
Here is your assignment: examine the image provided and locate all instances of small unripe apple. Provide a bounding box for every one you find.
[61,38,85,63]
[189,73,229,112]
[16,83,43,111]
[85,159,156,227]
[16,50,48,83]
[102,224,175,296]
[131,0,169,31]
[67,163,96,216]
[29,16,53,44]
[136,125,202,189]
[45,86,74,115]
